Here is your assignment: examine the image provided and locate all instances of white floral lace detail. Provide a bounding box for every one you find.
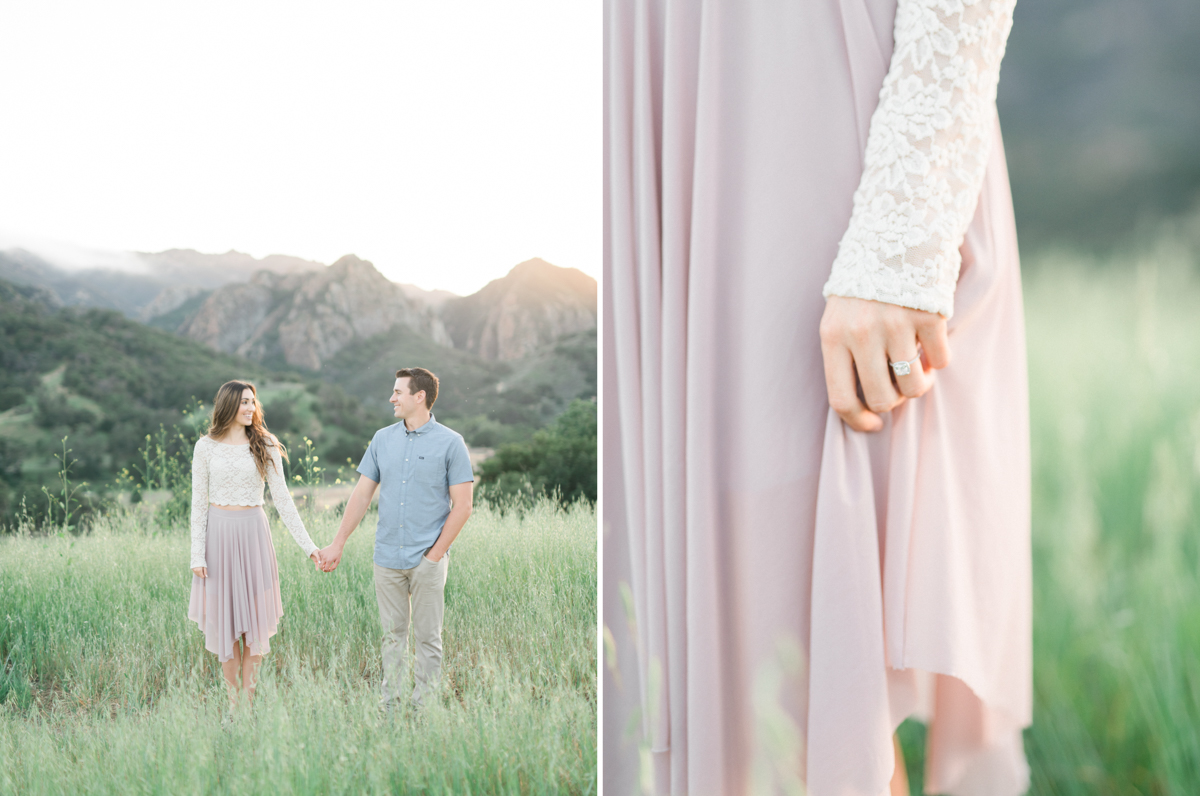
[189,436,318,569]
[822,0,1017,317]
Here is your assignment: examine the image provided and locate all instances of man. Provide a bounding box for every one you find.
[319,367,474,710]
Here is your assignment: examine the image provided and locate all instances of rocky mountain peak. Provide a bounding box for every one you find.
[174,253,594,371]
[509,257,558,277]
[493,258,596,294]
[180,255,450,370]
[441,259,597,361]
[329,253,373,273]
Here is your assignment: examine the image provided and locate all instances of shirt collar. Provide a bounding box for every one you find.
[404,414,438,435]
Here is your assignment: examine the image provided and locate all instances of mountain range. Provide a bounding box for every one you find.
[0,247,597,412]
[0,244,596,442]
[172,253,596,370]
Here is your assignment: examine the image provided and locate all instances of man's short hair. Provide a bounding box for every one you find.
[396,367,439,409]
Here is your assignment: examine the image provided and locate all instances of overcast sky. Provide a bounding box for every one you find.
[0,2,599,295]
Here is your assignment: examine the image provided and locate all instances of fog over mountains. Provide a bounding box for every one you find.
[0,246,451,320]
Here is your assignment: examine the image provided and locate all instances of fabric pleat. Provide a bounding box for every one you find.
[603,1,1032,794]
[187,506,284,663]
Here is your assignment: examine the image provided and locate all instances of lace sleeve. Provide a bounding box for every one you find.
[264,441,318,559]
[190,439,210,569]
[822,0,1017,318]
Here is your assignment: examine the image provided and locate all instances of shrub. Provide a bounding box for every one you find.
[478,399,596,505]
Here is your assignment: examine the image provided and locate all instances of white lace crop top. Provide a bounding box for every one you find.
[190,435,318,569]
[822,0,1018,318]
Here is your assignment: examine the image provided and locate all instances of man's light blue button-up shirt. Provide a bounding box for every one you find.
[357,415,474,571]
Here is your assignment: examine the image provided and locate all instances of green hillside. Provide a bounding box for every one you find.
[998,0,1200,250]
[0,280,380,522]
[319,324,597,448]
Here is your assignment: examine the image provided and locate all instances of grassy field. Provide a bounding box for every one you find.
[896,241,1200,793]
[0,498,597,795]
[7,245,1200,795]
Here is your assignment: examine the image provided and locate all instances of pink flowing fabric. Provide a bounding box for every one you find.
[187,506,284,663]
[602,2,1031,794]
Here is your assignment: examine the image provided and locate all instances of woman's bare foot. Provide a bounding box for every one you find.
[890,733,910,795]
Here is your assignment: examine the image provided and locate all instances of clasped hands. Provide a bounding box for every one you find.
[310,545,343,573]
[819,296,951,433]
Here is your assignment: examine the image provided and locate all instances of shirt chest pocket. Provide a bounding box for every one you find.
[414,455,444,486]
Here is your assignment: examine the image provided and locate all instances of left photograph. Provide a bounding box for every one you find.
[0,3,598,793]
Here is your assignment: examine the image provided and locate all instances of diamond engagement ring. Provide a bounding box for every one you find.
[890,355,920,377]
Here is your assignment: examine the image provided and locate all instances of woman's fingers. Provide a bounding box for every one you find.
[915,314,951,370]
[822,342,883,432]
[820,295,952,431]
[852,337,904,415]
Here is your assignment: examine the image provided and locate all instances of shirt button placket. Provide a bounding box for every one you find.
[402,433,412,549]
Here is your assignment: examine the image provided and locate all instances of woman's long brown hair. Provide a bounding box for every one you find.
[207,380,287,479]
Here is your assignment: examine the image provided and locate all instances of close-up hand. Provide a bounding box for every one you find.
[192,567,207,578]
[319,544,342,572]
[818,295,951,433]
[310,551,323,571]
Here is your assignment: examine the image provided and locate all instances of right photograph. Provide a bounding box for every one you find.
[603,1,1200,794]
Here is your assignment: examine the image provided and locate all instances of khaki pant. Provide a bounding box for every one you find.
[374,554,448,708]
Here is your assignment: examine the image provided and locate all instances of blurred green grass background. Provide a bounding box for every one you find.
[0,498,597,795]
[896,232,1200,793]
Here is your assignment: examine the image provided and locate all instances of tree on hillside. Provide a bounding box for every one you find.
[478,399,596,505]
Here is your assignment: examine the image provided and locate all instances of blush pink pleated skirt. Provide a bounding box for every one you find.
[187,506,283,663]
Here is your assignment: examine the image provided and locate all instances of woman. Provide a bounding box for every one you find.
[188,380,322,709]
[604,0,1029,794]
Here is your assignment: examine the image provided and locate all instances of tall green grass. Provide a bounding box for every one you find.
[897,241,1200,793]
[0,498,597,795]
[1021,243,1200,794]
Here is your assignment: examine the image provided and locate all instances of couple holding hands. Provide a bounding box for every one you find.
[187,367,474,712]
